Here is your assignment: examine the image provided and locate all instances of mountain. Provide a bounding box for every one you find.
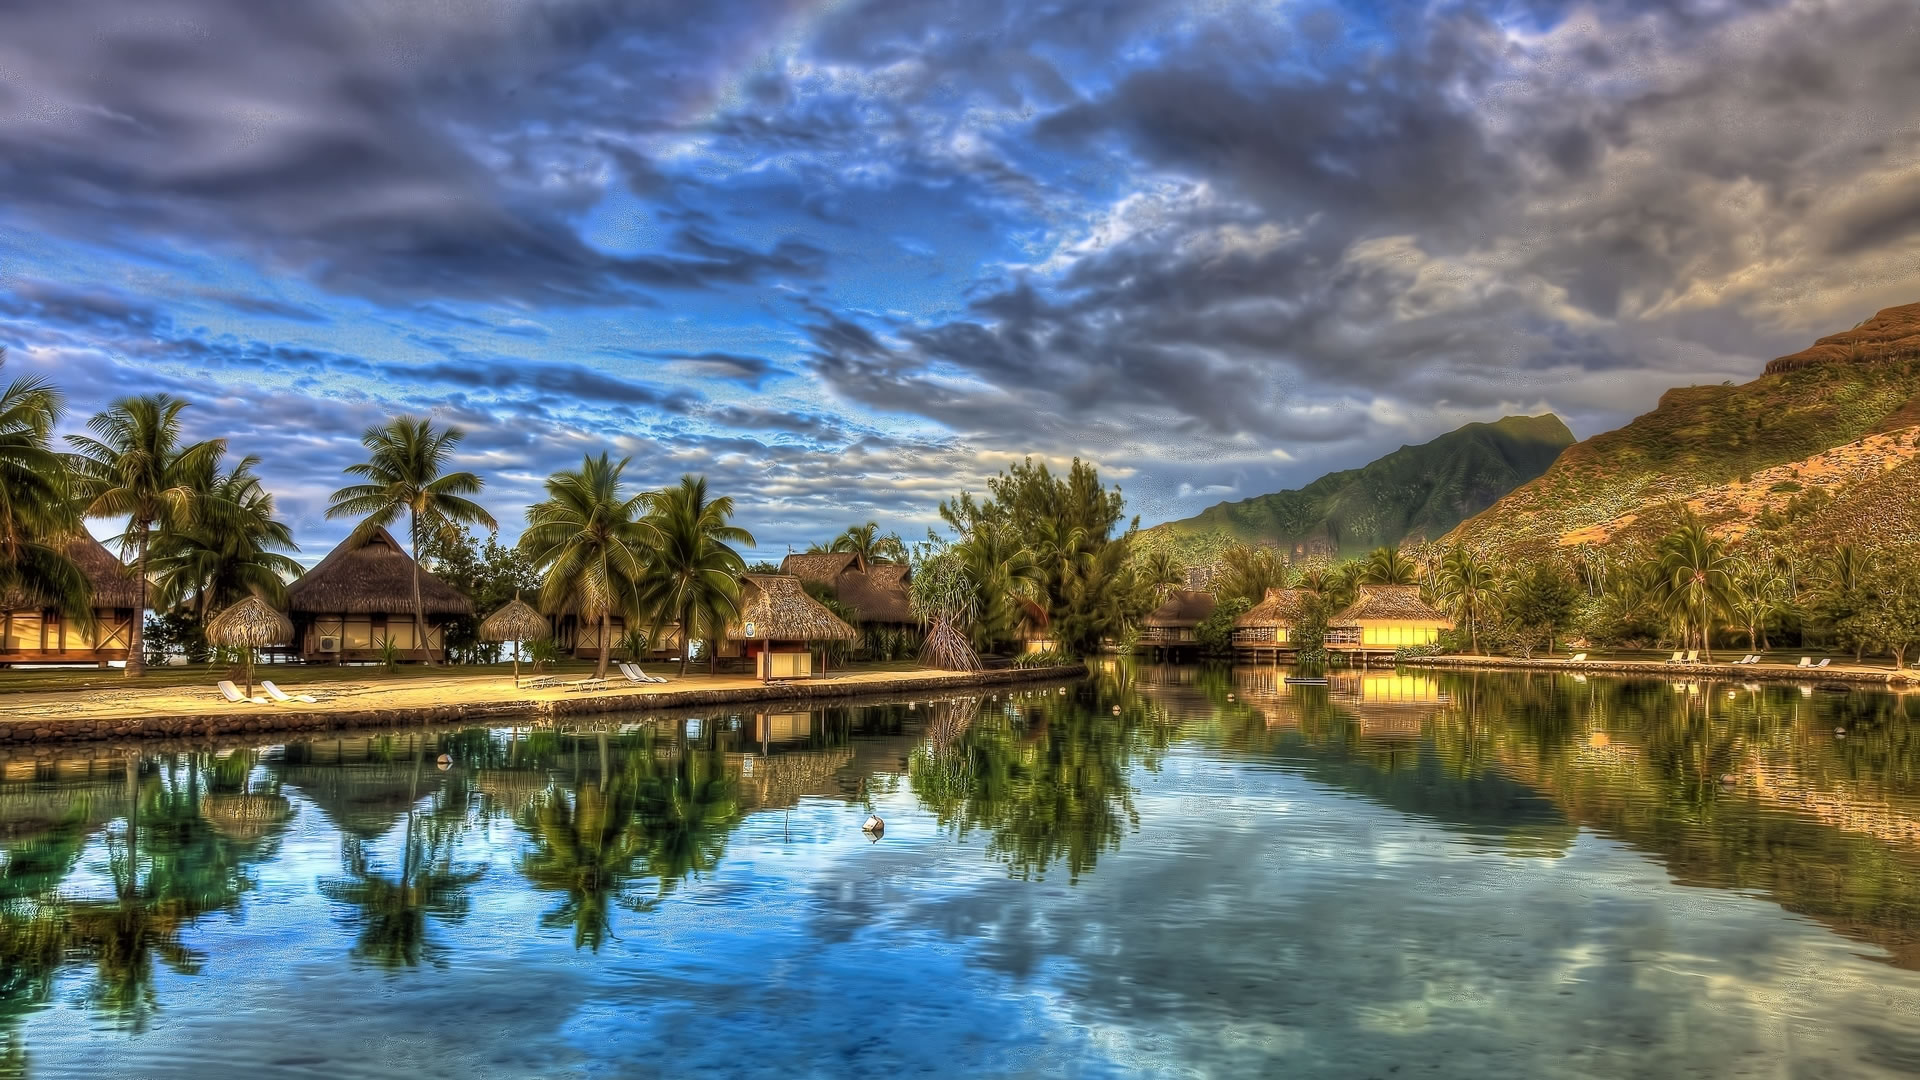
[1144,414,1575,562]
[1448,301,1920,557]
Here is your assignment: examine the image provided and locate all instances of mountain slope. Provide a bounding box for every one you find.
[1448,301,1920,556]
[1146,414,1574,561]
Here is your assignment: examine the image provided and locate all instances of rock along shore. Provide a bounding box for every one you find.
[1400,653,1920,686]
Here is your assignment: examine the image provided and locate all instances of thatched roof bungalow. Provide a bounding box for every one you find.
[779,552,913,626]
[285,526,471,662]
[1233,587,1314,650]
[1140,590,1216,648]
[0,532,141,666]
[1327,585,1452,651]
[725,573,856,680]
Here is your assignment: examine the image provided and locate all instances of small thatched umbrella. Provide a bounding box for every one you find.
[206,595,293,698]
[480,592,550,687]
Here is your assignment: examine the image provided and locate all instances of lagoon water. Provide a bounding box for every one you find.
[6,663,1920,1078]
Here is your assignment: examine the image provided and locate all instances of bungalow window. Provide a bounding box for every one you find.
[381,619,418,650]
[61,617,96,651]
[343,617,376,649]
[5,613,43,652]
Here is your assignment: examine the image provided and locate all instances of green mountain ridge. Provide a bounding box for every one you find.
[1145,414,1575,562]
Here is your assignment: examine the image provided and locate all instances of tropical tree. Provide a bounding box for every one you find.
[1654,522,1735,660]
[0,351,92,625]
[325,417,495,665]
[518,740,652,950]
[1499,561,1579,658]
[1727,559,1786,652]
[1812,545,1877,661]
[67,395,227,676]
[634,475,754,676]
[829,522,906,570]
[952,519,1043,652]
[1359,545,1418,585]
[520,454,657,679]
[150,456,303,621]
[1216,544,1290,605]
[1436,547,1497,654]
[1136,548,1185,598]
[912,547,983,671]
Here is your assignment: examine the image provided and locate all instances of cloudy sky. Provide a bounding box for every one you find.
[3,0,1917,562]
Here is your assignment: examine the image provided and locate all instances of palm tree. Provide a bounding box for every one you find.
[151,456,303,620]
[0,351,92,624]
[520,454,657,679]
[1137,549,1184,597]
[1655,522,1735,660]
[1216,544,1290,604]
[829,522,904,570]
[634,476,754,676]
[1437,548,1497,654]
[67,395,227,676]
[1359,545,1418,585]
[326,418,495,665]
[954,520,1044,651]
[1728,559,1784,651]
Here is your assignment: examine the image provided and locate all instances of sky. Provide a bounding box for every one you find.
[3,0,1919,564]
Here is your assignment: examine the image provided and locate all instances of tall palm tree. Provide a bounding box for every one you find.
[151,456,303,620]
[326,418,495,665]
[829,522,904,570]
[634,476,754,676]
[1728,559,1784,651]
[1437,547,1497,654]
[1217,544,1290,604]
[954,520,1044,651]
[1655,522,1735,660]
[1359,545,1418,585]
[520,454,657,679]
[0,350,92,624]
[67,395,227,676]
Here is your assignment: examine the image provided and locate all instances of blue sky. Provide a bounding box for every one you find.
[3,0,1918,563]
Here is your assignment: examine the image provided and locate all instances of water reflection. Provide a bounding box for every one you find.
[3,668,1920,1074]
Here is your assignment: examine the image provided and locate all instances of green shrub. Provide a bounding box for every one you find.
[1769,480,1802,493]
[1013,650,1080,669]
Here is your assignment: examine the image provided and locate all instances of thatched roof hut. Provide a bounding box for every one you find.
[1143,590,1216,629]
[780,552,912,624]
[1330,585,1451,626]
[727,574,857,643]
[1236,588,1313,630]
[207,595,294,648]
[479,596,549,643]
[286,527,471,616]
[0,532,140,611]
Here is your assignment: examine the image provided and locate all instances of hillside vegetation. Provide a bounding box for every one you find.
[1144,414,1573,562]
[1449,301,1920,557]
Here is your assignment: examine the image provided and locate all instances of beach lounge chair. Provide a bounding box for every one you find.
[1797,657,1813,668]
[521,675,559,690]
[1683,650,1699,665]
[565,676,617,692]
[1568,653,1587,663]
[619,662,669,685]
[1664,651,1685,664]
[1815,658,1832,669]
[260,680,319,704]
[217,680,267,705]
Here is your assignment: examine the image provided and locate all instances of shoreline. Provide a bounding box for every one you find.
[1399,653,1920,686]
[0,664,1085,748]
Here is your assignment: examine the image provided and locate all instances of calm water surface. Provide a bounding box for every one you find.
[6,664,1920,1078]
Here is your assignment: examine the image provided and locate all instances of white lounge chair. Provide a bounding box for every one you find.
[1664,651,1685,664]
[619,662,669,684]
[261,680,319,704]
[217,680,267,705]
[1815,658,1832,669]
[1797,657,1814,668]
[1568,653,1588,663]
[564,676,617,692]
[1683,650,1700,665]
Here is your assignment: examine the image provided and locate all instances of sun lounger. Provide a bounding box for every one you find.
[1664,651,1685,664]
[522,674,559,689]
[1683,650,1699,665]
[565,676,617,692]
[1568,653,1587,663]
[1815,658,1832,668]
[1797,657,1813,668]
[619,662,669,684]
[260,680,319,704]
[217,680,267,705]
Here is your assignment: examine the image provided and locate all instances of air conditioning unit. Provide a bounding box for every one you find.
[317,636,341,653]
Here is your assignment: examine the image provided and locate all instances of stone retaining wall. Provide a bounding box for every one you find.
[1401,654,1920,686]
[0,665,1085,748]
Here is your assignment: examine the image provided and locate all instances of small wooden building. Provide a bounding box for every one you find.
[724,573,856,680]
[285,527,472,663]
[550,608,683,660]
[0,533,140,666]
[1327,585,1452,658]
[1233,588,1314,656]
[1139,590,1216,657]
[780,552,914,627]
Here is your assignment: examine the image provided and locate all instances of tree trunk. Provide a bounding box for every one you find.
[410,510,430,666]
[125,530,149,677]
[596,608,611,679]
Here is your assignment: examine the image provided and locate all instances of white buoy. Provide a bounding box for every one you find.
[862,815,885,835]
[436,754,452,771]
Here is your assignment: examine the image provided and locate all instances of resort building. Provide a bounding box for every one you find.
[550,609,683,661]
[0,534,140,667]
[285,527,472,663]
[1326,585,1452,657]
[1139,589,1216,658]
[1232,587,1314,657]
[780,552,914,627]
[723,573,857,680]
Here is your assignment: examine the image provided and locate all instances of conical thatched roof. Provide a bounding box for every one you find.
[779,552,913,623]
[727,573,856,642]
[206,595,294,647]
[479,595,550,642]
[1331,585,1452,626]
[1144,589,1216,628]
[1,531,141,610]
[286,526,472,616]
[1236,588,1313,630]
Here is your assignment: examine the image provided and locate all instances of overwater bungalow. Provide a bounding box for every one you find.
[0,534,140,667]
[285,527,471,663]
[722,573,857,680]
[1233,587,1314,658]
[1326,585,1452,661]
[1139,589,1216,658]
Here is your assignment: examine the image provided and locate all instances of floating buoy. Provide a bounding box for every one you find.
[1111,705,1121,714]
[1720,773,1736,784]
[436,754,452,770]
[1835,727,1846,735]
[862,815,884,835]
[1227,694,1235,701]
